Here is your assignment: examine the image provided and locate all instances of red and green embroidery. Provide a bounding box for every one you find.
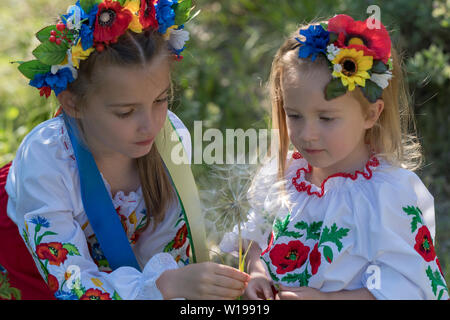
[263,216,349,286]
[23,215,122,300]
[402,205,448,300]
[163,211,191,265]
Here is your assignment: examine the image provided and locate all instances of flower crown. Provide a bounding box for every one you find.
[16,0,194,98]
[295,14,393,103]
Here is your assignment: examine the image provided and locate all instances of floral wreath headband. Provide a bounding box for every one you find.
[16,0,194,98]
[295,14,393,103]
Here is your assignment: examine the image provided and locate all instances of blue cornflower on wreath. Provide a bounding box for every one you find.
[155,0,178,35]
[29,68,75,96]
[62,0,98,50]
[295,24,330,62]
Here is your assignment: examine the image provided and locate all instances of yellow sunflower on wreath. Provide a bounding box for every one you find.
[331,48,373,91]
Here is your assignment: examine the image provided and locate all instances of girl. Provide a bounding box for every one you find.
[220,14,448,300]
[0,0,249,300]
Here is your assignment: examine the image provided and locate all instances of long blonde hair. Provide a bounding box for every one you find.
[67,30,176,231]
[268,21,423,180]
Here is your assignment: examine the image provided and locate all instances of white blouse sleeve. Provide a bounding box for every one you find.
[168,110,192,165]
[5,118,179,300]
[357,168,448,300]
[220,156,283,255]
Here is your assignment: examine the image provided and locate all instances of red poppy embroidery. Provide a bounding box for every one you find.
[36,242,69,266]
[292,156,379,198]
[94,0,133,44]
[309,243,321,275]
[173,224,188,249]
[80,288,112,300]
[186,244,190,257]
[47,274,59,293]
[269,240,310,275]
[414,226,436,262]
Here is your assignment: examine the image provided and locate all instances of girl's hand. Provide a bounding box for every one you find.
[275,285,326,300]
[157,262,250,300]
[244,271,274,300]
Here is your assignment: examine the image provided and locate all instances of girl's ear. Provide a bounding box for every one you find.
[57,90,82,119]
[364,99,384,129]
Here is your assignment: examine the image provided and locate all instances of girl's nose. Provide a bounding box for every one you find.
[300,121,319,142]
[137,108,154,135]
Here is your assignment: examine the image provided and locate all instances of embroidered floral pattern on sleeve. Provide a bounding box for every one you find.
[163,207,192,266]
[21,216,119,300]
[261,212,349,287]
[402,206,449,300]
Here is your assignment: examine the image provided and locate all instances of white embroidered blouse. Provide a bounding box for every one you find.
[5,110,193,300]
[220,151,448,300]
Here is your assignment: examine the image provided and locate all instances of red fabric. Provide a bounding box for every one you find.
[0,162,56,300]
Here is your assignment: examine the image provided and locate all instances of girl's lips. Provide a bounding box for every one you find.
[135,138,154,146]
[304,149,324,154]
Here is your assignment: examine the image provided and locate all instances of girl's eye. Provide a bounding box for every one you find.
[287,114,301,119]
[155,96,169,104]
[116,110,133,118]
[320,117,334,122]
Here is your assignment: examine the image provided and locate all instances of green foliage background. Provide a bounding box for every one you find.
[1,0,449,286]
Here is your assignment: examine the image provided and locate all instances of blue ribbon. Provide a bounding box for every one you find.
[62,112,141,271]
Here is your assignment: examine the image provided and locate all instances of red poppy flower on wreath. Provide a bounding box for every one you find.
[36,242,69,266]
[80,288,112,300]
[327,14,391,64]
[94,0,133,44]
[414,226,436,262]
[173,224,188,249]
[139,0,158,30]
[309,243,321,275]
[269,240,310,275]
[47,274,59,293]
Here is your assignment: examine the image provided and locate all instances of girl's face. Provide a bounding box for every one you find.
[78,58,170,161]
[281,65,376,175]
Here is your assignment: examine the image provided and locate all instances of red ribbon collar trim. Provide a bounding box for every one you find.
[291,151,380,198]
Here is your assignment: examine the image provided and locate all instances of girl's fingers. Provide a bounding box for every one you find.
[213,274,247,291]
[213,263,250,282]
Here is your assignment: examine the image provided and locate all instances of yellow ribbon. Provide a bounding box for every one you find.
[155,115,209,263]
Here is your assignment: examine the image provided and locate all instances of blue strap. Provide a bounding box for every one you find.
[62,113,141,271]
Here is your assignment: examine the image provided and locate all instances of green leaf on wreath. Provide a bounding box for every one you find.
[174,0,193,26]
[318,223,349,251]
[325,78,347,101]
[32,40,68,66]
[17,60,51,80]
[63,243,81,256]
[322,245,333,263]
[79,0,102,13]
[36,25,57,43]
[359,79,383,103]
[371,60,388,74]
[402,206,423,233]
[294,221,323,240]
